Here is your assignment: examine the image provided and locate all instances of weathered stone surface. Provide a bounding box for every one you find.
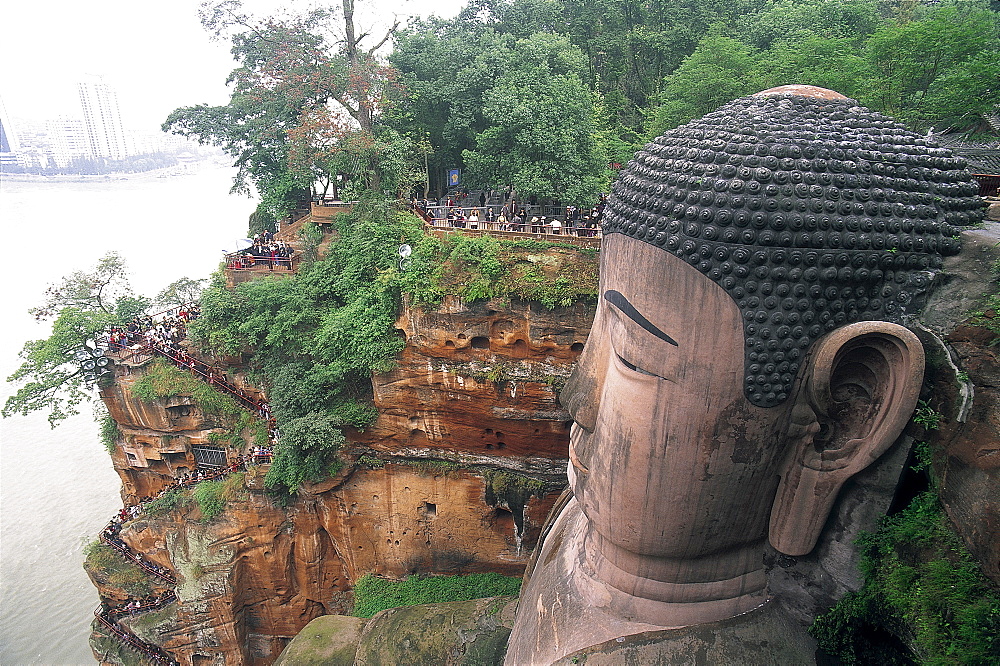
[354,597,517,666]
[273,615,365,666]
[361,296,594,461]
[90,290,591,663]
[111,466,555,665]
[551,601,815,665]
[918,222,1000,584]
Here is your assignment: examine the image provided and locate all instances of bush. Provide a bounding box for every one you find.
[131,359,241,418]
[84,540,153,597]
[193,480,227,521]
[97,406,120,454]
[352,572,522,618]
[810,492,1000,663]
[264,412,348,491]
[145,487,190,516]
[397,232,599,309]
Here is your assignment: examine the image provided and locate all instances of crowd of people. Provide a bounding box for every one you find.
[227,230,295,270]
[103,591,177,620]
[105,305,200,353]
[416,192,607,237]
[101,518,176,585]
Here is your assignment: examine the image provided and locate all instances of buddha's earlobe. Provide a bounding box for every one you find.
[769,321,924,556]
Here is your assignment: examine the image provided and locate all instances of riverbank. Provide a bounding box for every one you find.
[0,159,230,185]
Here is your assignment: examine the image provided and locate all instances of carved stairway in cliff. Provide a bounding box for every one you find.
[98,312,277,663]
[95,458,249,664]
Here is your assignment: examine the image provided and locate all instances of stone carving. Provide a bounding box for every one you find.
[505,86,986,664]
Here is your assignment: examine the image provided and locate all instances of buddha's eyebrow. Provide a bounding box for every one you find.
[604,290,678,346]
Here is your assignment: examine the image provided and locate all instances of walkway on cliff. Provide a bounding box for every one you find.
[94,592,177,665]
[95,456,254,664]
[104,305,277,428]
[95,309,281,659]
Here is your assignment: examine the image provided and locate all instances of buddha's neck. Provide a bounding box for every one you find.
[575,523,769,627]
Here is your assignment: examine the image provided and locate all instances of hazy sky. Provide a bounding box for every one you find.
[2,0,465,133]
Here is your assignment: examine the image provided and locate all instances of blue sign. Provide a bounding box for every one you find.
[448,169,461,187]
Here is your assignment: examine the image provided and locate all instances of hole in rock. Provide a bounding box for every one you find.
[512,339,529,358]
[571,342,584,352]
[495,431,504,438]
[445,340,455,348]
[395,328,407,341]
[486,443,494,450]
[424,502,437,517]
[458,333,467,340]
[471,336,489,349]
[493,507,515,532]
[496,442,506,450]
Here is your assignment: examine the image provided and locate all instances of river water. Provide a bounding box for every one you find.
[0,164,257,664]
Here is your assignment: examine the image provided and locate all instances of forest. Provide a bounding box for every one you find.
[163,0,1000,216]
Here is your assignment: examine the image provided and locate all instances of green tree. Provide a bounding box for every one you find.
[190,197,421,492]
[155,277,207,309]
[3,253,148,426]
[646,34,762,135]
[861,4,1000,130]
[164,0,402,215]
[462,34,609,202]
[752,35,868,99]
[734,0,882,50]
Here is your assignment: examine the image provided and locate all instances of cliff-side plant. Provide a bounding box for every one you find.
[96,405,120,454]
[912,400,943,430]
[969,293,1000,345]
[481,469,546,509]
[810,492,1000,664]
[131,359,241,419]
[84,540,154,597]
[264,412,348,490]
[357,454,385,469]
[145,487,191,516]
[396,232,599,309]
[351,572,521,618]
[222,471,248,502]
[193,480,227,522]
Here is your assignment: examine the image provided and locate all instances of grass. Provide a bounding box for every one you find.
[131,359,241,418]
[810,492,1000,664]
[351,572,522,618]
[83,540,154,597]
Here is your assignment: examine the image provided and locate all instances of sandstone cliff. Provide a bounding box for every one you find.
[88,295,594,665]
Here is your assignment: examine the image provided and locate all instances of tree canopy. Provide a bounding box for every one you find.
[166,0,998,210]
[4,253,148,427]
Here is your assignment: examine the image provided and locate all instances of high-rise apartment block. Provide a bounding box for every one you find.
[78,79,131,159]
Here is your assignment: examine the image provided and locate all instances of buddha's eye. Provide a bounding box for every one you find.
[618,354,657,377]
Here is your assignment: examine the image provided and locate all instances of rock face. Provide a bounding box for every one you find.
[90,295,595,665]
[919,225,1000,585]
[362,295,594,462]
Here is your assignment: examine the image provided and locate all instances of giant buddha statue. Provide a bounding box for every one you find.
[505,86,985,664]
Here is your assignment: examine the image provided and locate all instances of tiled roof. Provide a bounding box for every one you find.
[932,134,1000,175]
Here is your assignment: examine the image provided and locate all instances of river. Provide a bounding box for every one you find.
[0,163,257,664]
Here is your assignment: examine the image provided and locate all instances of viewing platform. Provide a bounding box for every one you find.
[422,219,601,248]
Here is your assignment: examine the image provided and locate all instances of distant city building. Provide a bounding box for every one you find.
[78,79,131,159]
[0,95,20,166]
[46,116,90,166]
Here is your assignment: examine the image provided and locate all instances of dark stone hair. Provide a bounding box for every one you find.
[602,91,985,407]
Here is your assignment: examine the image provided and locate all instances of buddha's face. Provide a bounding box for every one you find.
[562,234,798,560]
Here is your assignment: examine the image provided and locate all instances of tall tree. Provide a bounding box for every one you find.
[163,1,401,214]
[861,4,1000,130]
[3,253,149,427]
[462,34,609,203]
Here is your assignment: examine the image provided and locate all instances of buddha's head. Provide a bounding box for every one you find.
[560,86,983,610]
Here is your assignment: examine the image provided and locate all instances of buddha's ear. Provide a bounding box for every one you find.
[769,321,924,556]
